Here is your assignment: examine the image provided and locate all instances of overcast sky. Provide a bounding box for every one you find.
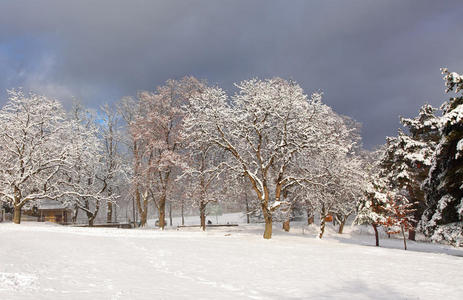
[0,0,462,148]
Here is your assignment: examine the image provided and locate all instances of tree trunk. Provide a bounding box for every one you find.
[72,204,79,224]
[407,186,418,241]
[307,208,314,225]
[181,199,185,226]
[319,217,326,239]
[169,201,172,226]
[86,199,100,227]
[87,209,96,227]
[13,187,22,224]
[135,188,148,227]
[114,204,117,223]
[372,223,379,246]
[263,218,272,239]
[308,216,314,225]
[158,199,166,229]
[132,195,137,227]
[13,206,21,224]
[107,202,113,223]
[87,208,95,227]
[245,193,250,224]
[200,202,206,231]
[283,219,290,232]
[262,205,272,239]
[133,142,141,228]
[319,205,326,239]
[401,225,407,250]
[338,219,345,234]
[408,221,416,241]
[139,195,148,227]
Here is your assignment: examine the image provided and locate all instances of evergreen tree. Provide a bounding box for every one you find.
[379,104,440,240]
[421,68,463,246]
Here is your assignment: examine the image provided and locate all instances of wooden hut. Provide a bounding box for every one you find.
[37,200,72,225]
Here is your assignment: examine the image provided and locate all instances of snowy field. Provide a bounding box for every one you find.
[1,215,462,300]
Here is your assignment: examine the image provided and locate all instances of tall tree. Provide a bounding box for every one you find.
[332,155,367,234]
[0,90,74,224]
[131,77,203,229]
[379,104,440,240]
[58,102,114,226]
[184,78,347,239]
[0,90,111,225]
[98,103,126,223]
[292,115,359,237]
[179,143,226,231]
[118,96,150,227]
[421,68,463,246]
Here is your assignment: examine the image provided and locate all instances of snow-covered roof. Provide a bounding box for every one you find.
[37,199,71,211]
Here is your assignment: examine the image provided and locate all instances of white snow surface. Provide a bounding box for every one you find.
[1,215,463,300]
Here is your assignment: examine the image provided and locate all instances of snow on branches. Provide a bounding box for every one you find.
[0,90,114,224]
[355,175,415,249]
[420,68,463,246]
[184,78,356,239]
[380,194,416,250]
[128,77,204,228]
[355,179,389,228]
[57,102,118,226]
[0,90,72,223]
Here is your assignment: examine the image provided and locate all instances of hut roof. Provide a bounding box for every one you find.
[37,199,72,211]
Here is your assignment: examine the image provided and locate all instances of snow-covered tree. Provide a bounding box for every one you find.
[355,176,389,246]
[271,183,304,232]
[184,78,348,239]
[0,90,112,225]
[332,155,367,234]
[179,140,226,230]
[98,103,127,223]
[307,155,342,238]
[118,96,149,226]
[421,68,463,246]
[380,194,416,250]
[0,90,75,224]
[129,77,203,229]
[305,153,362,239]
[379,104,440,240]
[289,114,360,237]
[57,102,114,226]
[237,175,258,224]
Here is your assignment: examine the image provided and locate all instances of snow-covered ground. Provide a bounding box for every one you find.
[1,215,462,299]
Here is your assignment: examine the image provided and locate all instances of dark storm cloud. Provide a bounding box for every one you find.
[0,0,462,148]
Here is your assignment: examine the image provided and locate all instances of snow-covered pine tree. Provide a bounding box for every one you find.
[421,68,463,246]
[379,104,440,240]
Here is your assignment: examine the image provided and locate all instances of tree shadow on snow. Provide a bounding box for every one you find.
[255,279,409,300]
[180,222,463,258]
[309,279,412,300]
[329,231,463,258]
